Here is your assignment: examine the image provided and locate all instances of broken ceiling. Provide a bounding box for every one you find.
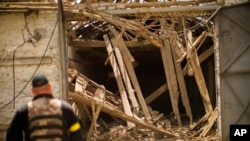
[0,0,223,140]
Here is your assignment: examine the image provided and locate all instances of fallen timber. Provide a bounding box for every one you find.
[0,1,221,139]
[68,69,218,140]
[64,1,219,139]
[68,73,178,138]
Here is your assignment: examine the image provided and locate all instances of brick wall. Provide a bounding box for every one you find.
[0,11,63,140]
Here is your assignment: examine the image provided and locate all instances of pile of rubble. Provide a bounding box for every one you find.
[68,67,218,141]
[63,1,220,140]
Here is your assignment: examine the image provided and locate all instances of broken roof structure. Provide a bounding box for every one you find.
[66,0,219,140]
[0,0,249,140]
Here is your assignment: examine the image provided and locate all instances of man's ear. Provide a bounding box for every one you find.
[47,83,53,93]
[31,88,36,95]
[48,83,52,90]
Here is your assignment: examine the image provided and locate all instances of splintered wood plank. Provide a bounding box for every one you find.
[145,84,168,105]
[167,18,192,125]
[108,25,152,121]
[69,91,177,138]
[188,108,218,138]
[200,108,218,137]
[104,34,135,128]
[75,74,88,93]
[145,44,214,105]
[160,19,182,127]
[86,87,105,141]
[159,42,182,127]
[183,45,214,76]
[112,44,140,112]
[187,31,213,114]
[173,47,193,126]
[111,28,136,64]
[107,31,140,113]
[137,30,163,48]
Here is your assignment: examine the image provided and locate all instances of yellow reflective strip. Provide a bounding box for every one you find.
[69,122,81,132]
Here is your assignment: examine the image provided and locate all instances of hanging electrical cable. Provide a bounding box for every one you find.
[0,17,58,110]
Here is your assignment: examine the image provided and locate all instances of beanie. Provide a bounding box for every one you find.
[32,74,49,88]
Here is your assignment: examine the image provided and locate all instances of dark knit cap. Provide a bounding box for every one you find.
[32,74,49,88]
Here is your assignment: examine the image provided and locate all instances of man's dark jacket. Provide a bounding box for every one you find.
[6,94,83,141]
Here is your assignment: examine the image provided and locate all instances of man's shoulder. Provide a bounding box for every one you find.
[58,99,73,110]
[18,104,28,112]
[14,104,28,118]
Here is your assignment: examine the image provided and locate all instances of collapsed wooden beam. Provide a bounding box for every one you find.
[68,40,154,48]
[77,10,163,48]
[108,25,152,121]
[173,48,193,126]
[160,19,182,127]
[104,34,135,128]
[105,34,140,112]
[70,74,178,137]
[145,45,214,105]
[145,84,168,105]
[70,91,177,138]
[166,19,193,126]
[183,45,214,76]
[187,30,213,114]
[86,87,105,140]
[145,46,214,104]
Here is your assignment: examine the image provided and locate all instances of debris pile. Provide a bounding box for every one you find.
[10,0,221,140]
[68,67,218,141]
[65,2,220,140]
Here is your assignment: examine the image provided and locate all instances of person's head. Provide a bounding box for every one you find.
[31,74,52,96]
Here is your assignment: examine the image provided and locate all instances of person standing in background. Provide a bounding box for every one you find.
[6,74,83,141]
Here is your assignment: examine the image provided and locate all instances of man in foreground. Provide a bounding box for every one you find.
[6,74,83,141]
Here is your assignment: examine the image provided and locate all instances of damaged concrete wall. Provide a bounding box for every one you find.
[0,11,62,139]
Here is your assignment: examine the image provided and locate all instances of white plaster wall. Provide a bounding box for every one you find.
[0,11,62,140]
